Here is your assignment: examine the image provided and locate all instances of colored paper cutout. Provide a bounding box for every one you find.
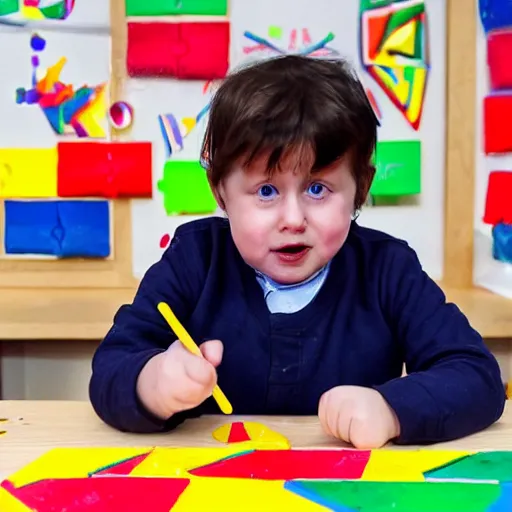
[157,160,217,215]
[370,140,421,196]
[359,0,430,130]
[57,141,153,198]
[243,27,339,59]
[159,233,171,249]
[126,21,230,80]
[189,449,371,480]
[285,480,507,512]
[483,171,512,225]
[125,0,228,16]
[484,93,512,154]
[4,200,110,258]
[479,0,512,34]
[0,147,57,198]
[108,101,134,130]
[424,451,512,482]
[492,223,512,264]
[2,477,190,512]
[212,421,291,448]
[15,34,107,138]
[487,30,512,91]
[0,0,74,19]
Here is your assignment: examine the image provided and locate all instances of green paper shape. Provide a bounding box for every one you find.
[370,140,421,196]
[268,25,283,39]
[424,451,512,482]
[0,0,19,16]
[40,3,67,19]
[158,160,217,215]
[125,0,228,16]
[360,0,414,12]
[287,480,502,512]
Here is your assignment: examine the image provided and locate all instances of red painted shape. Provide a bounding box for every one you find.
[2,477,189,512]
[487,29,512,91]
[91,452,151,476]
[227,422,251,443]
[57,141,153,198]
[483,171,512,225]
[189,449,371,480]
[126,21,230,80]
[159,233,171,249]
[484,94,512,154]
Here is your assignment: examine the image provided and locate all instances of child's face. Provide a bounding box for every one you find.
[216,151,356,284]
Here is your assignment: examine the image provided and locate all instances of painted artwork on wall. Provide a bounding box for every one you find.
[473,0,512,298]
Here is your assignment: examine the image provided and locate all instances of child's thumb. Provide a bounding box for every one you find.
[200,339,223,367]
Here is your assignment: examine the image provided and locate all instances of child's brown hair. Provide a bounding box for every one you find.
[201,55,379,210]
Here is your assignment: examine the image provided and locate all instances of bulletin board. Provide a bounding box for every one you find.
[1,0,511,340]
[473,0,512,299]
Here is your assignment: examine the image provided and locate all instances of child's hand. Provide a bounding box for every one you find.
[137,339,223,420]
[318,385,400,449]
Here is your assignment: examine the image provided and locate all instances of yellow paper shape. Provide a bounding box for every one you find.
[212,421,291,449]
[130,446,250,477]
[21,6,45,20]
[0,487,32,512]
[0,148,57,198]
[181,117,196,134]
[7,447,151,487]
[172,477,326,512]
[407,67,427,124]
[381,20,416,59]
[362,449,474,482]
[38,58,67,94]
[74,84,108,139]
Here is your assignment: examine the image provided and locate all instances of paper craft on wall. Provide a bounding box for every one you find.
[487,30,512,91]
[484,94,512,154]
[370,140,421,197]
[359,0,430,131]
[15,33,107,138]
[0,0,75,20]
[479,0,512,34]
[1,421,512,511]
[125,0,228,17]
[0,147,57,197]
[126,21,230,80]
[4,199,110,258]
[158,160,217,215]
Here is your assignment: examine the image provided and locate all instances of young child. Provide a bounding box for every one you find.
[89,55,505,449]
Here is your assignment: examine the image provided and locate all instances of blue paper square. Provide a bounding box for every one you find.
[479,0,512,33]
[492,222,512,263]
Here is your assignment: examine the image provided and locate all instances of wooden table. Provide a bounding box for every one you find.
[1,401,512,480]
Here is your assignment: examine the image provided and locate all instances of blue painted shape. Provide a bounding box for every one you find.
[4,200,110,258]
[4,200,60,255]
[58,200,110,258]
[479,0,512,33]
[284,480,356,512]
[489,483,512,512]
[492,223,512,263]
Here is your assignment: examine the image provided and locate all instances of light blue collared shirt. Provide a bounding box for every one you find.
[255,262,331,313]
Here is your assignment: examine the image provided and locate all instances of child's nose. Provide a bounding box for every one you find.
[279,197,306,232]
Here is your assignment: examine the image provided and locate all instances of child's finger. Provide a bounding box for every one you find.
[200,339,223,367]
[183,354,217,388]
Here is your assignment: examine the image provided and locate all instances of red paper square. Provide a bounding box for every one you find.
[487,29,512,91]
[484,94,512,154]
[483,170,512,225]
[127,21,229,79]
[57,141,152,198]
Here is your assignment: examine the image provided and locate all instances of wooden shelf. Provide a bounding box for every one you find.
[0,284,510,340]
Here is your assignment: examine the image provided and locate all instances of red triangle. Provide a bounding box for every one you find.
[91,452,151,476]
[227,421,251,443]
[2,477,190,512]
[367,11,390,59]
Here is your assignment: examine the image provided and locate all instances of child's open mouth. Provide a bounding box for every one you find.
[273,244,311,263]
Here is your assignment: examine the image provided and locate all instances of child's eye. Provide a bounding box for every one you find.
[257,184,278,199]
[307,182,327,198]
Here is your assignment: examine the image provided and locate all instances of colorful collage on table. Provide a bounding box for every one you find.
[0,1,152,260]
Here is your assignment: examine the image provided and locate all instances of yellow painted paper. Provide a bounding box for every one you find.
[7,447,151,487]
[407,68,427,124]
[74,84,108,138]
[362,449,474,482]
[130,446,250,477]
[0,487,32,512]
[0,148,57,198]
[172,477,326,512]
[212,421,291,448]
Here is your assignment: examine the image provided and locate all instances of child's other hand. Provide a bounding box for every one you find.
[137,339,223,420]
[318,385,400,449]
